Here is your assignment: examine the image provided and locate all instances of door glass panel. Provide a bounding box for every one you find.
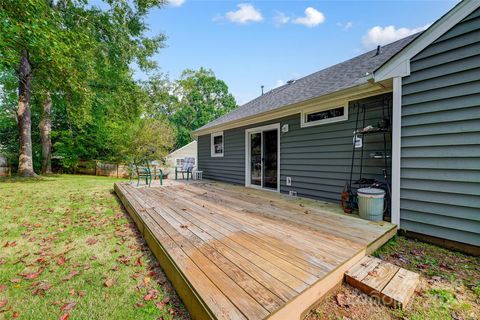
[250,132,262,186]
[263,129,278,189]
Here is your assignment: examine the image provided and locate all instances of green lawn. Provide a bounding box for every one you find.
[0,175,188,320]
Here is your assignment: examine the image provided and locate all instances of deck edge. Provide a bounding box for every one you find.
[114,183,215,320]
[267,220,397,320]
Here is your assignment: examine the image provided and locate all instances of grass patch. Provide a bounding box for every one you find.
[0,175,188,319]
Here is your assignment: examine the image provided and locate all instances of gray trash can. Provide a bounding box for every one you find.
[357,188,385,221]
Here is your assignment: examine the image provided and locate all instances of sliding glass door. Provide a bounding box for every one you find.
[250,132,262,186]
[263,129,278,190]
[247,125,278,191]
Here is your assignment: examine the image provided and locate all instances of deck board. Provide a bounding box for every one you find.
[115,181,396,320]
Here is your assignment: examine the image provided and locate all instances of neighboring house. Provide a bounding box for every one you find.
[0,154,9,177]
[165,141,197,173]
[194,0,480,254]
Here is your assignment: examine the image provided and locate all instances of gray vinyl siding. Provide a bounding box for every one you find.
[400,8,480,246]
[198,94,391,204]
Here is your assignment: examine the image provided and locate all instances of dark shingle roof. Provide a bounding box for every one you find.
[197,33,419,132]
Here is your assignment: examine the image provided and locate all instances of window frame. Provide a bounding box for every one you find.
[300,103,349,128]
[175,158,184,167]
[210,131,224,157]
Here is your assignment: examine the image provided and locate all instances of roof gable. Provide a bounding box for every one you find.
[374,0,479,81]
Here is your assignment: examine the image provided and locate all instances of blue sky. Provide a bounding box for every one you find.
[140,0,458,105]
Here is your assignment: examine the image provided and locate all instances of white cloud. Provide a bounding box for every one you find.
[167,0,185,7]
[362,24,430,49]
[337,21,353,30]
[225,3,263,24]
[336,21,353,30]
[273,11,290,26]
[293,7,325,28]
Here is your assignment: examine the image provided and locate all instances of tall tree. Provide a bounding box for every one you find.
[16,51,34,176]
[39,93,52,173]
[1,0,167,174]
[0,1,76,176]
[169,68,237,147]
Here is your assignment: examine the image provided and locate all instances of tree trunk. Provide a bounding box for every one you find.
[39,93,52,174]
[17,50,36,177]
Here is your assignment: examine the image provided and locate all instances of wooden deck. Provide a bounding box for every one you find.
[115,181,396,320]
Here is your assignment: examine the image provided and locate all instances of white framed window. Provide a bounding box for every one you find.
[211,131,224,157]
[175,158,184,166]
[301,103,348,128]
[175,157,195,166]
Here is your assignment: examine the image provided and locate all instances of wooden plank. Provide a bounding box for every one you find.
[136,185,311,294]
[268,249,367,320]
[152,188,323,283]
[135,188,280,315]
[161,186,357,265]
[362,260,400,293]
[154,195,312,292]
[157,203,298,302]
[381,268,420,308]
[137,191,285,313]
[115,183,247,320]
[157,187,336,274]
[188,183,390,247]
[145,207,270,319]
[115,182,399,319]
[345,256,382,281]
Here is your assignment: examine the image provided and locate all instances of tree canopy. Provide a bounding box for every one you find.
[0,1,237,174]
[144,68,237,148]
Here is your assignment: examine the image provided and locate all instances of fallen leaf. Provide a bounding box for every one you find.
[63,270,79,281]
[86,238,98,245]
[335,293,349,307]
[104,278,116,288]
[10,278,21,283]
[31,281,51,295]
[57,256,66,266]
[60,301,76,312]
[134,257,142,266]
[367,269,378,277]
[36,257,47,264]
[20,270,42,280]
[155,301,165,310]
[0,299,7,308]
[12,311,19,318]
[144,289,158,301]
[59,313,69,320]
[3,241,17,248]
[0,285,7,293]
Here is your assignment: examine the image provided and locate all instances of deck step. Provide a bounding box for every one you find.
[345,256,419,309]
